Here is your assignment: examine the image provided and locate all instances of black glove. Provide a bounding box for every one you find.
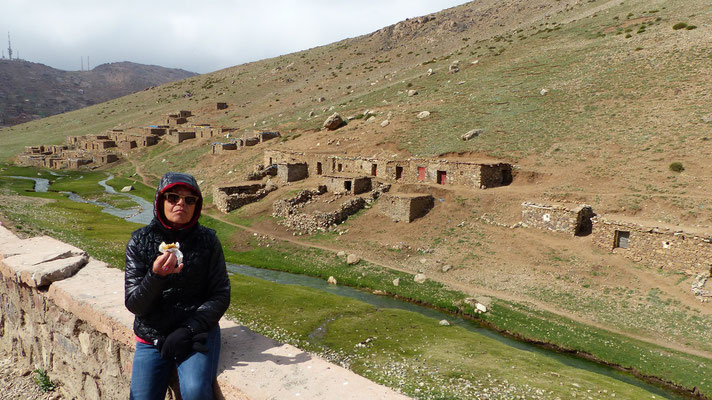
[160,328,192,362]
[192,332,209,353]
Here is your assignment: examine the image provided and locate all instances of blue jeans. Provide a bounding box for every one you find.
[129,326,221,400]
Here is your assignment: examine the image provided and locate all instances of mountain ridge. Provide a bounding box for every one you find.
[0,59,196,126]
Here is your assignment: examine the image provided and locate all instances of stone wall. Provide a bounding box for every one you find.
[213,182,277,213]
[0,224,409,400]
[0,232,134,399]
[591,218,712,274]
[273,184,389,233]
[521,202,594,236]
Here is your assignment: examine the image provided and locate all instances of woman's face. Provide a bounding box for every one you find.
[162,186,197,227]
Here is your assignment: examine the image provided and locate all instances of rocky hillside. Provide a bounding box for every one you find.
[0,60,196,126]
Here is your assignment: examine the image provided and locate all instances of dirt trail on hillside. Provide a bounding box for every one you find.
[204,209,712,360]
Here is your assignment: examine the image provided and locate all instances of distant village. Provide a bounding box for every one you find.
[16,103,280,169]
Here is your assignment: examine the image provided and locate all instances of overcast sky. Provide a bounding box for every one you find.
[0,0,471,74]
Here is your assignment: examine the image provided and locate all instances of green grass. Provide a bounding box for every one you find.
[228,273,680,399]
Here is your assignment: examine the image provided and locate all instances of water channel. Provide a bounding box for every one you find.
[2,173,687,398]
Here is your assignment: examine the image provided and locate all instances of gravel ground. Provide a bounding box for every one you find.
[0,353,61,400]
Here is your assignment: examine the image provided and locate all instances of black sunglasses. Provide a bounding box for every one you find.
[164,192,199,206]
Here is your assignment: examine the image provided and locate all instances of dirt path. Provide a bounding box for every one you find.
[127,158,158,187]
[203,210,712,360]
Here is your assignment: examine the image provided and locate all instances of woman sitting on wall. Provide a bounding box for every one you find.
[124,172,230,400]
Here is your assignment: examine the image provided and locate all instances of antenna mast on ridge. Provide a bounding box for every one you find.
[7,32,13,61]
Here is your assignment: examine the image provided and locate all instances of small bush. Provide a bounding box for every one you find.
[34,369,55,393]
[672,22,688,30]
[669,162,685,173]
[686,25,697,30]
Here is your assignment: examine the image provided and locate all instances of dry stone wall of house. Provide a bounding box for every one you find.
[273,184,389,233]
[590,218,712,275]
[213,182,277,213]
[521,203,594,236]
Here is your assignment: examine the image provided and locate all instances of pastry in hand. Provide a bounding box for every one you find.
[158,242,183,266]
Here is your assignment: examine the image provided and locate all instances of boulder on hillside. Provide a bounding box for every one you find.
[346,254,360,265]
[121,185,134,192]
[323,113,345,130]
[449,61,460,73]
[407,89,418,97]
[461,129,483,141]
[417,111,430,120]
[414,273,426,283]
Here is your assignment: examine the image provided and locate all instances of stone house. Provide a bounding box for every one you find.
[322,174,372,194]
[277,163,309,183]
[263,150,513,190]
[521,202,595,236]
[379,193,434,222]
[167,131,196,144]
[591,218,712,274]
[68,158,92,169]
[92,140,117,151]
[165,114,188,127]
[212,142,238,154]
[93,153,119,165]
[118,141,137,152]
[244,137,260,146]
[258,131,281,143]
[144,127,168,136]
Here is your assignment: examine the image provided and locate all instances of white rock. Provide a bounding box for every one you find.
[441,265,452,273]
[346,254,360,265]
[540,88,549,96]
[393,278,400,286]
[417,111,430,119]
[461,129,483,141]
[475,303,488,313]
[120,185,134,192]
[380,120,390,127]
[328,276,337,285]
[414,273,426,283]
[407,89,418,97]
[439,319,451,326]
[337,250,346,257]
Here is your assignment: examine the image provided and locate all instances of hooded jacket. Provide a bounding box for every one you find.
[124,172,230,343]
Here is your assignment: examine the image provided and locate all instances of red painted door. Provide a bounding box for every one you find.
[437,171,447,184]
[417,167,425,181]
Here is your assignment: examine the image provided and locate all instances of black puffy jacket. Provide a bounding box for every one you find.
[124,172,230,344]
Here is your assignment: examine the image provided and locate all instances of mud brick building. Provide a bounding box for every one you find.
[322,174,372,194]
[591,218,712,274]
[521,202,595,236]
[264,150,513,190]
[379,193,434,222]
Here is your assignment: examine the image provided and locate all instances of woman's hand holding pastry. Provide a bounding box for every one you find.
[152,252,184,277]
